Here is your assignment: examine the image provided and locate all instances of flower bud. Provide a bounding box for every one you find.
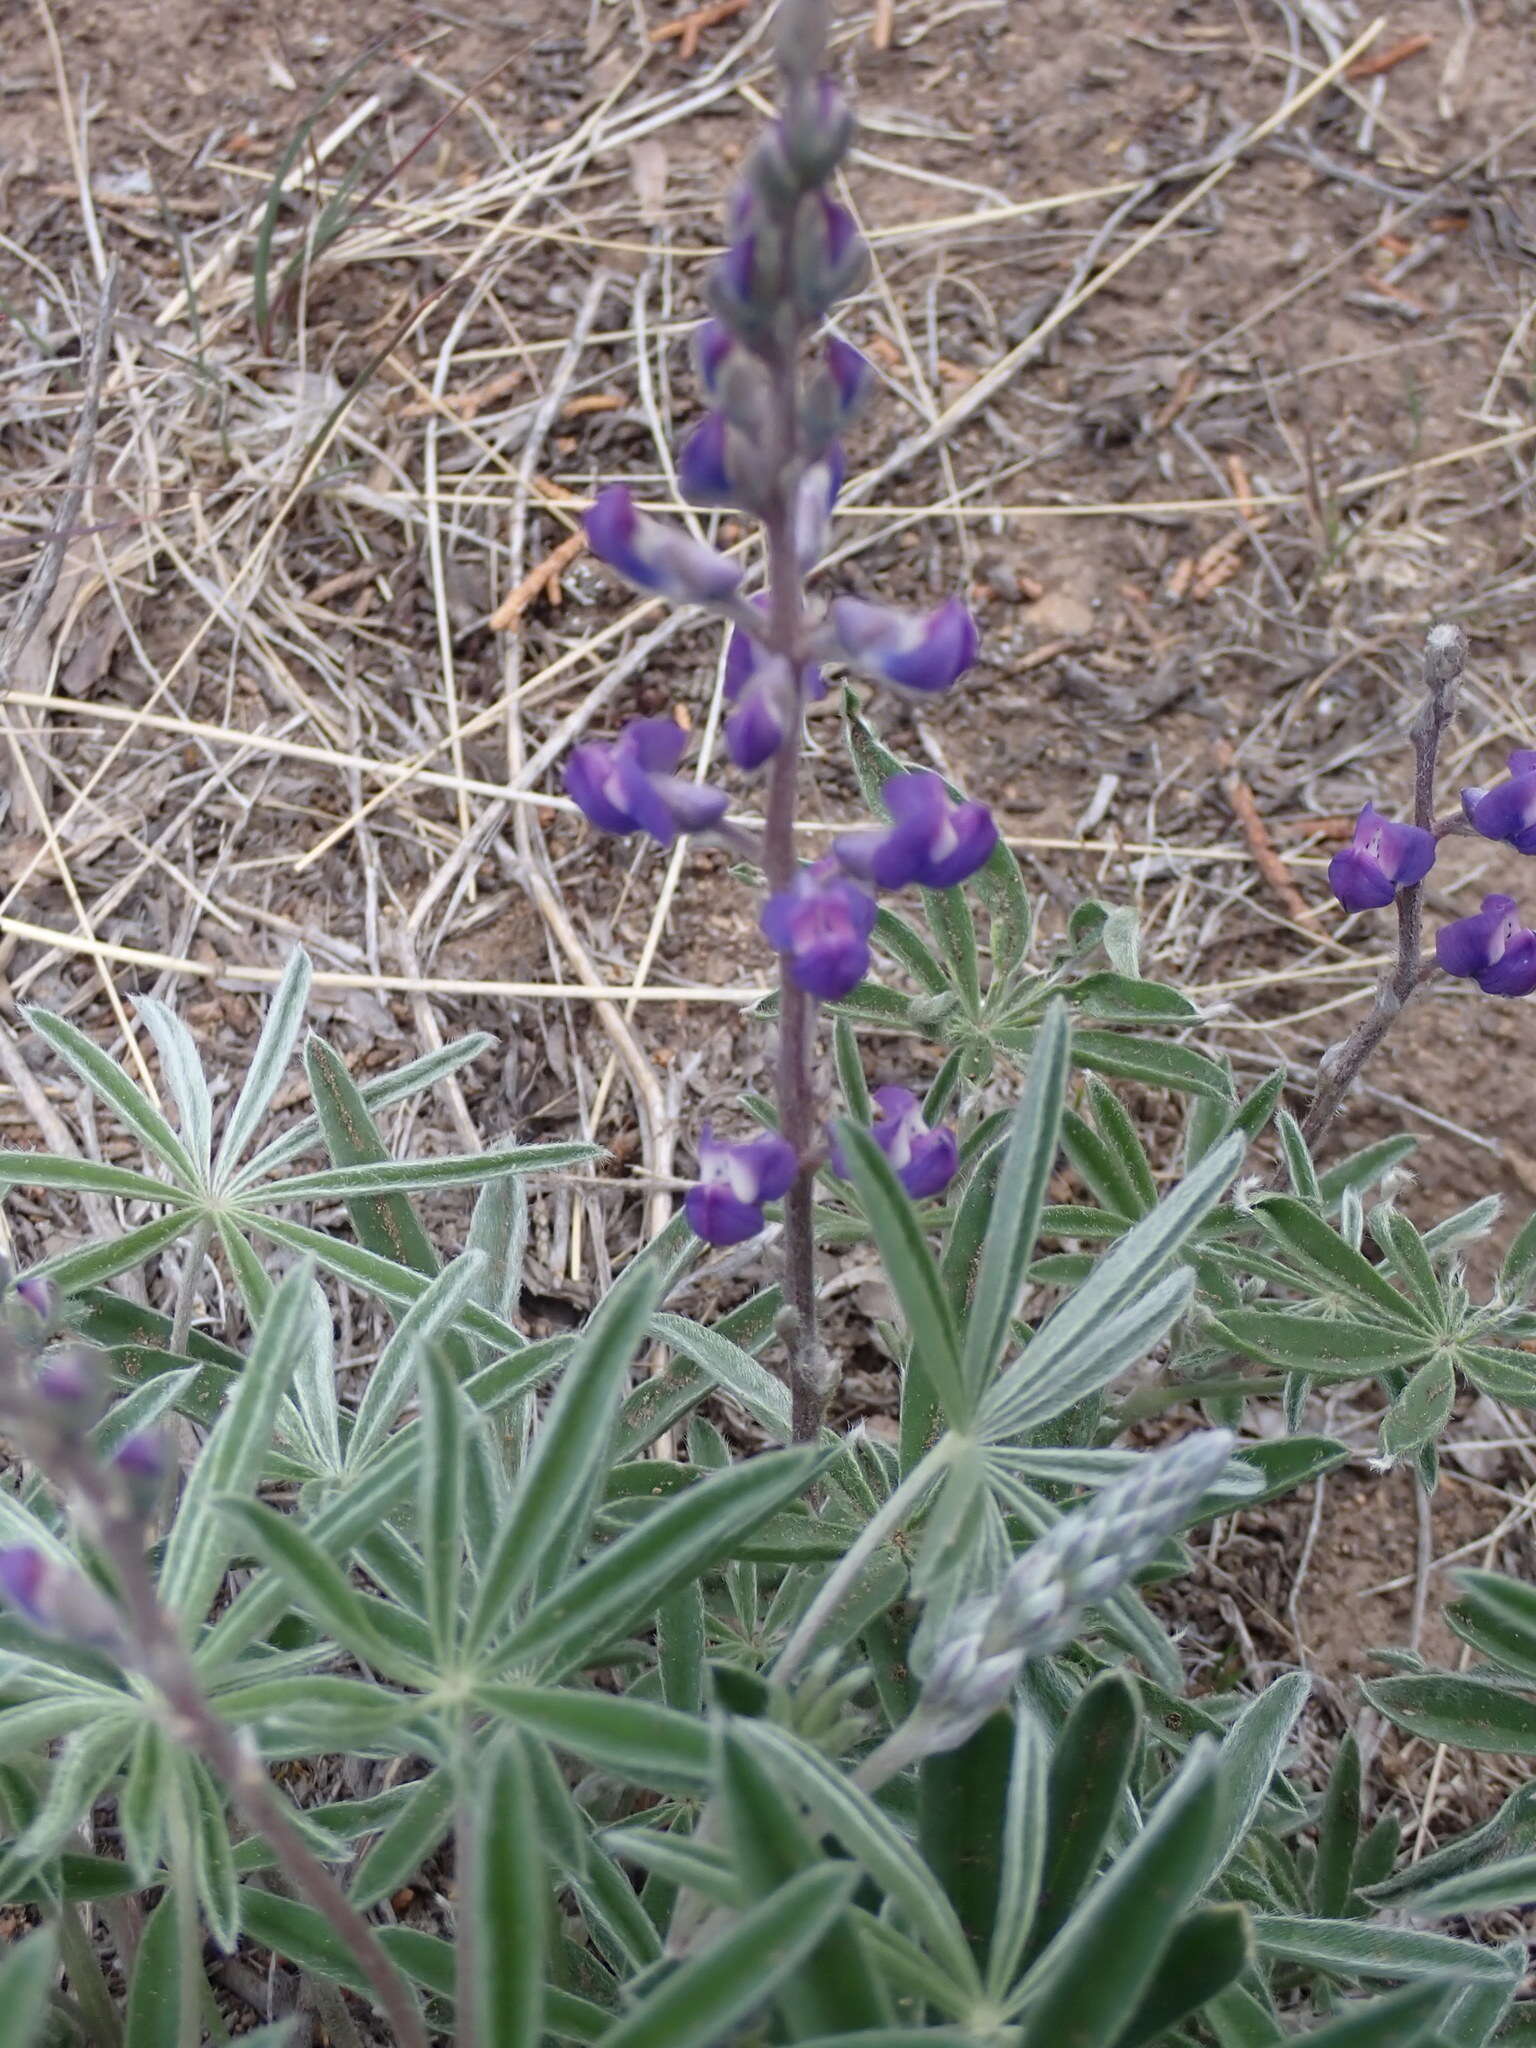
[800,336,874,453]
[793,447,842,570]
[33,1346,108,1428]
[790,196,869,322]
[7,1273,57,1338]
[112,1430,171,1518]
[779,78,855,188]
[0,1545,123,1651]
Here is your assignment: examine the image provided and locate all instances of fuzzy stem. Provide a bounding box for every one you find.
[169,1217,213,1356]
[29,1426,429,2048]
[1299,624,1466,1148]
[759,309,826,1440]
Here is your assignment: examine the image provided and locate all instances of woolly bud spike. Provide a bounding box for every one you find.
[910,1432,1242,1758]
[0,1545,124,1651]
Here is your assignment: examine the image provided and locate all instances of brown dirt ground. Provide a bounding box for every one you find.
[6,0,1536,1914]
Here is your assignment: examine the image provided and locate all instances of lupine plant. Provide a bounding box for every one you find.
[1,4,1535,2044]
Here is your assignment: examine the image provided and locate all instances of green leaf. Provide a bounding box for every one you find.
[835,1015,874,1121]
[120,1723,172,1887]
[982,1266,1194,1443]
[1500,1211,1536,1303]
[0,1153,195,1204]
[960,1001,1069,1399]
[216,1496,430,1684]
[1032,1669,1140,1955]
[253,1213,524,1350]
[975,832,1033,978]
[24,1004,200,1184]
[837,1118,969,1430]
[649,1313,793,1440]
[347,1251,489,1470]
[498,1446,825,1677]
[980,1135,1241,1440]
[470,1255,662,1649]
[1447,1571,1536,1683]
[157,1266,315,1631]
[719,1731,889,2036]
[592,1865,859,2048]
[1070,972,1198,1024]
[464,1731,545,2046]
[1379,1358,1456,1464]
[1214,1309,1436,1378]
[237,1031,494,1187]
[924,881,982,1015]
[1015,1742,1221,2048]
[418,1349,465,1659]
[30,1207,195,1293]
[1314,1731,1362,1917]
[870,906,951,994]
[1253,1196,1432,1326]
[136,994,214,1180]
[1069,1028,1233,1102]
[1294,1983,1459,2048]
[183,1749,239,1953]
[1112,1903,1251,2048]
[301,1029,447,1278]
[476,1684,711,1792]
[987,1704,1050,1999]
[1206,1672,1310,1887]
[350,1769,455,1909]
[1405,1851,1536,1915]
[1360,1673,1536,1754]
[0,1928,57,2048]
[1250,1915,1512,1982]
[214,945,312,1182]
[0,1716,135,1892]
[250,1141,595,1208]
[741,1721,978,1996]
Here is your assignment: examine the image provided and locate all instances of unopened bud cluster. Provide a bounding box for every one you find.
[909,1431,1239,1757]
[565,50,993,1249]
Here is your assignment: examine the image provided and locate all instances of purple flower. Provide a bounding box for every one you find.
[685,1124,797,1246]
[824,336,873,419]
[33,1346,106,1427]
[113,1430,169,1514]
[1327,803,1437,913]
[565,719,729,845]
[824,595,979,693]
[10,1274,55,1325]
[695,319,734,394]
[584,485,742,605]
[677,414,736,507]
[834,771,997,891]
[723,613,825,772]
[829,1087,958,1200]
[1462,751,1536,856]
[760,859,876,1001]
[1436,893,1536,997]
[0,1546,48,1627]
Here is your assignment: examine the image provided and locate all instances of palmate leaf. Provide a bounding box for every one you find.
[242,1140,596,1208]
[0,1153,195,1204]
[136,994,214,1181]
[1250,1915,1514,1984]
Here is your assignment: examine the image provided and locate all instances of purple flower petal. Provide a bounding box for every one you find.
[830,1085,958,1199]
[0,1546,47,1626]
[1327,847,1397,914]
[1436,893,1522,980]
[824,336,873,417]
[827,595,979,694]
[834,772,996,892]
[1480,929,1536,997]
[685,1183,765,1246]
[677,414,737,507]
[1468,773,1536,855]
[565,721,725,844]
[584,485,741,605]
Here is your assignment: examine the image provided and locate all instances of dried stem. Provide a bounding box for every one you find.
[1299,624,1467,1148]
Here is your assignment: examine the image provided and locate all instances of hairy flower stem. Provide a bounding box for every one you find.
[1300,623,1467,1148]
[761,328,826,1441]
[24,1425,429,2048]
